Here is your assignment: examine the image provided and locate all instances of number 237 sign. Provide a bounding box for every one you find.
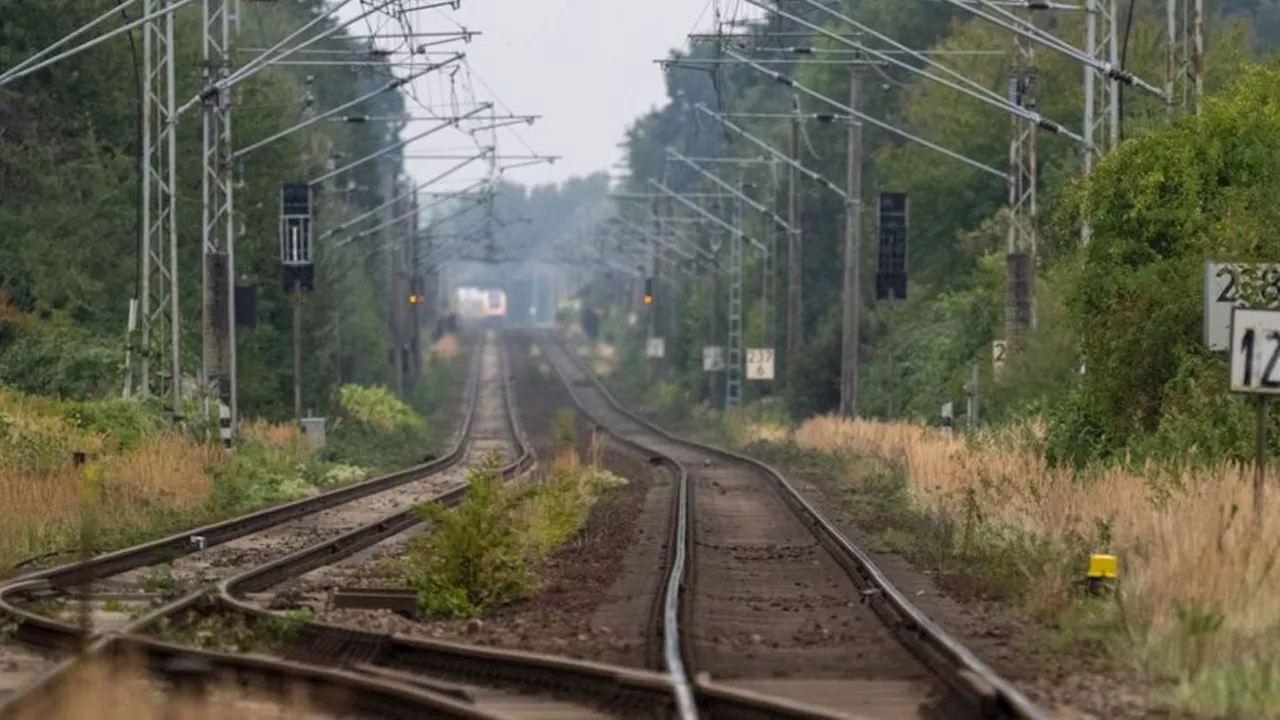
[1229,308,1280,394]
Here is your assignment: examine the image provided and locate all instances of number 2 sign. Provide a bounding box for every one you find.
[1229,308,1280,394]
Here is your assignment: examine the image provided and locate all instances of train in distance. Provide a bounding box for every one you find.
[454,286,508,322]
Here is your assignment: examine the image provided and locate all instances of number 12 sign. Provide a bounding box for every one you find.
[1229,308,1280,394]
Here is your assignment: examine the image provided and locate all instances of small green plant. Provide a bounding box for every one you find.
[138,566,180,594]
[400,454,534,618]
[551,407,577,450]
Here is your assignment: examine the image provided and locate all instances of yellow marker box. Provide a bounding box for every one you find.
[1087,553,1118,579]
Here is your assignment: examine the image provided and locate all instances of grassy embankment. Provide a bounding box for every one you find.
[0,335,467,579]
[575,331,1280,718]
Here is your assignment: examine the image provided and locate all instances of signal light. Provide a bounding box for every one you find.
[643,277,654,305]
[408,294,422,305]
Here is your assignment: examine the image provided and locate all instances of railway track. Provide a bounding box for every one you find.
[533,330,1051,720]
[0,331,673,720]
[0,327,1052,719]
[0,333,512,718]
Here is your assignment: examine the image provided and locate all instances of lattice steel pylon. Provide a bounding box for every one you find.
[1005,10,1039,349]
[201,0,238,435]
[1166,0,1204,116]
[140,0,181,407]
[726,188,744,408]
[763,160,778,353]
[1083,0,1119,174]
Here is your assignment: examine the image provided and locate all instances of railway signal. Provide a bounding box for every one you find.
[643,277,654,305]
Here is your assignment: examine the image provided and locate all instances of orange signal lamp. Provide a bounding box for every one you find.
[408,294,422,304]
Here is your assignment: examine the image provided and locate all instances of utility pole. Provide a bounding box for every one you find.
[765,159,780,353]
[839,67,863,419]
[707,214,722,407]
[1167,0,1204,116]
[727,183,744,408]
[201,0,237,446]
[1005,7,1040,352]
[1081,0,1119,246]
[786,94,803,390]
[140,0,180,411]
[409,190,422,382]
[382,160,404,398]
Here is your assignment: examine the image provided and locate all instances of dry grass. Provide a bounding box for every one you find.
[240,419,301,448]
[13,654,331,720]
[518,442,626,558]
[428,333,460,361]
[0,434,221,572]
[0,389,315,577]
[791,414,1280,713]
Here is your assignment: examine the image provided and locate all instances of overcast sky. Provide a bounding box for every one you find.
[333,1,761,191]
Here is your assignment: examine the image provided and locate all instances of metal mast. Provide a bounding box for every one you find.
[785,95,803,389]
[726,183,744,408]
[839,65,863,418]
[1083,0,1119,173]
[201,0,238,442]
[1005,6,1040,349]
[1166,0,1204,116]
[140,0,181,407]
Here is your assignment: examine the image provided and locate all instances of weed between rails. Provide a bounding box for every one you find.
[390,442,625,619]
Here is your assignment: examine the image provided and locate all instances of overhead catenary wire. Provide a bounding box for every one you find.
[721,51,1005,179]
[0,0,197,88]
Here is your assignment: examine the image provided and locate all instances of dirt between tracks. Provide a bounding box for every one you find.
[315,443,662,666]
[775,460,1207,720]
[309,336,672,668]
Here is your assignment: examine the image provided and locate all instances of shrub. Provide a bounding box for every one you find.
[399,454,533,617]
[337,384,425,434]
[551,407,577,450]
[395,449,626,617]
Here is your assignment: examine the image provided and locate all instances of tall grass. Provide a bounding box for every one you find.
[0,388,345,577]
[790,415,1280,716]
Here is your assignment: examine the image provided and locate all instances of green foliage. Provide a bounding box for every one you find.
[0,321,122,399]
[337,384,425,434]
[212,435,325,511]
[394,450,625,618]
[399,455,533,618]
[551,407,577,450]
[1050,60,1280,465]
[62,397,165,452]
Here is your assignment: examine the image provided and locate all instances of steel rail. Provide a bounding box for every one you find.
[6,332,674,718]
[0,335,491,717]
[3,632,505,720]
[188,333,680,717]
[536,330,1051,720]
[533,333,843,720]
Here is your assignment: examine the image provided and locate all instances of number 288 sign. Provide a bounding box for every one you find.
[1229,308,1280,394]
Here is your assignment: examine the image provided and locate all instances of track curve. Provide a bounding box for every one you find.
[534,329,1050,720]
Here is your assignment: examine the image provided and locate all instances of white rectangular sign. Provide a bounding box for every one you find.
[702,346,725,372]
[992,340,1007,375]
[746,348,775,380]
[1229,308,1280,394]
[1205,262,1280,350]
[646,337,665,359]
